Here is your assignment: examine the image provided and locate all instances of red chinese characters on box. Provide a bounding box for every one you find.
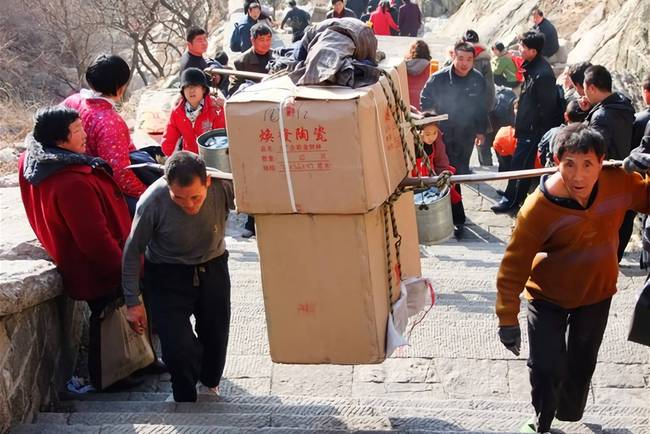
[257,125,331,173]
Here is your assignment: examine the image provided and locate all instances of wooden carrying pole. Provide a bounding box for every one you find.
[399,160,623,188]
[204,67,269,81]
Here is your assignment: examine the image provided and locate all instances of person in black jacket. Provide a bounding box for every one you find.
[632,74,650,150]
[624,123,650,269]
[280,0,311,42]
[531,7,559,59]
[326,0,358,18]
[420,41,488,236]
[420,40,488,175]
[492,31,562,214]
[583,65,636,262]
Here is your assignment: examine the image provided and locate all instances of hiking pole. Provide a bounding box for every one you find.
[399,160,624,188]
[204,67,269,81]
[126,163,233,181]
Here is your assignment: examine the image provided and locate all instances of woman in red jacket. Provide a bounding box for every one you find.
[161,68,226,156]
[18,106,134,391]
[369,1,399,36]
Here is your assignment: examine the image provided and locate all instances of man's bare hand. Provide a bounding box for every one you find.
[126,304,147,335]
[475,134,485,147]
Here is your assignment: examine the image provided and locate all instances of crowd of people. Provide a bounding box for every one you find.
[14,2,649,432]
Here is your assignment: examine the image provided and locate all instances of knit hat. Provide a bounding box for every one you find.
[180,67,209,92]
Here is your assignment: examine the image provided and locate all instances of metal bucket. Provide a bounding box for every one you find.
[197,128,231,173]
[414,188,454,245]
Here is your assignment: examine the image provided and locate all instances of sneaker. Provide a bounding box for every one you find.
[241,229,255,238]
[197,384,219,395]
[520,417,536,433]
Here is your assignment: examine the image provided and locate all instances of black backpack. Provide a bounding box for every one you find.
[492,86,517,128]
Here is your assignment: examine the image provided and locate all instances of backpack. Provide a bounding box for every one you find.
[492,86,517,127]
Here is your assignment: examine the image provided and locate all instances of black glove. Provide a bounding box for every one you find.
[498,325,521,356]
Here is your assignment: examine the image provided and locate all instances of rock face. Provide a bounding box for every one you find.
[422,0,466,17]
[436,0,650,95]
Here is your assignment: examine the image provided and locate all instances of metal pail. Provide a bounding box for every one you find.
[197,128,231,173]
[414,188,454,244]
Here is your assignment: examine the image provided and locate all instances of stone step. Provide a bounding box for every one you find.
[11,423,537,434]
[29,411,609,432]
[52,400,647,430]
[56,399,649,423]
[56,393,649,418]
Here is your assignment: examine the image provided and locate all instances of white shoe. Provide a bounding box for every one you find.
[164,394,175,402]
[196,384,219,395]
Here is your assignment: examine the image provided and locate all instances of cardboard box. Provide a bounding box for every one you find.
[255,192,420,364]
[225,58,413,214]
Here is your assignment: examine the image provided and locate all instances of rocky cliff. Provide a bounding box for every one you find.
[437,0,649,105]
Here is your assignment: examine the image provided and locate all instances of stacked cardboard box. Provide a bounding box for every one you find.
[225,58,421,364]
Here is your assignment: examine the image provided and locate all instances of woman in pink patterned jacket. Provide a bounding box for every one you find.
[64,55,146,214]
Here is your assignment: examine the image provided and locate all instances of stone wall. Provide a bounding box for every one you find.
[0,186,87,433]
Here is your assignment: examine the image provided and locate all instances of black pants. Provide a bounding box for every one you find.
[145,253,231,402]
[245,215,255,233]
[87,293,119,390]
[445,131,477,176]
[451,184,466,225]
[617,210,637,262]
[527,297,611,432]
[503,136,542,207]
[478,130,496,167]
[497,154,513,173]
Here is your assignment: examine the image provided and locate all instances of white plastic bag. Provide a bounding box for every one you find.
[386,277,436,357]
[403,277,435,317]
[386,285,409,356]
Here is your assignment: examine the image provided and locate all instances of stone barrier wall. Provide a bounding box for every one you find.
[0,248,86,433]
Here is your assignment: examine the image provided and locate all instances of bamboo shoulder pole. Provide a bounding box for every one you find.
[399,160,623,188]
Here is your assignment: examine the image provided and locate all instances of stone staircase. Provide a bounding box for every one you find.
[8,183,650,433]
[9,393,650,433]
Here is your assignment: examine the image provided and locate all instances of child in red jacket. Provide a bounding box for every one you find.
[161,68,226,156]
[412,114,466,238]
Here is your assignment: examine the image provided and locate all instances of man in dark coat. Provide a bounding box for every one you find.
[624,123,650,269]
[326,0,358,18]
[179,27,209,73]
[420,40,488,175]
[492,31,562,214]
[398,0,421,37]
[230,2,261,52]
[632,74,650,150]
[229,22,274,238]
[228,23,273,95]
[420,41,488,236]
[531,7,559,59]
[280,0,311,42]
[583,64,636,261]
[346,0,367,19]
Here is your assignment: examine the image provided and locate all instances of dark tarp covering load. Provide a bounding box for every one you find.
[289,17,380,88]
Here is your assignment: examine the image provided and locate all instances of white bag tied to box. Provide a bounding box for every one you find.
[386,277,435,356]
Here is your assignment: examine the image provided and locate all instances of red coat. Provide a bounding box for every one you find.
[18,152,132,301]
[369,9,399,36]
[63,93,147,197]
[161,95,226,156]
[406,59,430,110]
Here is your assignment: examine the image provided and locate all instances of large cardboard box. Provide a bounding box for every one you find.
[225,58,413,214]
[255,192,420,364]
